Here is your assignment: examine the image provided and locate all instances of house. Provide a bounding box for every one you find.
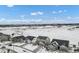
[74,48,79,52]
[51,39,69,47]
[25,36,36,41]
[59,45,69,52]
[45,44,57,51]
[11,36,25,43]
[0,33,11,42]
[25,36,36,44]
[45,41,59,51]
[46,39,69,52]
[36,36,50,46]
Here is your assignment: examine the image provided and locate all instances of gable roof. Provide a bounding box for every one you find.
[37,36,49,40]
[0,32,10,36]
[26,36,36,40]
[51,39,69,47]
[12,36,25,40]
[0,33,3,35]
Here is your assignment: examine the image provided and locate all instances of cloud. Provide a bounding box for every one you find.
[66,16,79,23]
[63,10,67,12]
[30,11,43,16]
[58,10,63,13]
[0,18,43,24]
[0,18,6,21]
[74,17,79,19]
[52,10,67,14]
[30,19,43,22]
[52,11,57,14]
[7,5,14,7]
[20,15,26,19]
[67,16,72,19]
[67,16,79,20]
[37,11,43,15]
[31,12,37,16]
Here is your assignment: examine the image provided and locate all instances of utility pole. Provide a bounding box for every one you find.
[11,33,14,51]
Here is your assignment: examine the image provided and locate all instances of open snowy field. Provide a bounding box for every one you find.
[0,25,79,45]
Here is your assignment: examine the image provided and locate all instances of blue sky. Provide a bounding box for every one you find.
[0,5,79,24]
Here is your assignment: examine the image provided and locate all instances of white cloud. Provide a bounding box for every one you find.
[67,16,72,19]
[7,5,14,7]
[58,10,67,13]
[74,17,79,19]
[67,16,79,19]
[37,11,43,15]
[20,15,25,18]
[30,11,43,16]
[20,15,26,19]
[31,12,37,16]
[0,18,6,21]
[31,19,42,22]
[58,10,63,13]
[52,10,67,14]
[0,17,43,24]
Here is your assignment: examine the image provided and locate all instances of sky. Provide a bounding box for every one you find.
[0,5,79,24]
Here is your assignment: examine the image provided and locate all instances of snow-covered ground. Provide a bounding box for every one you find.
[0,42,33,53]
[0,25,79,53]
[0,25,79,45]
[23,44,39,51]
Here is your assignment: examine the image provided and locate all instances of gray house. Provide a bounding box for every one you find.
[51,39,69,47]
[36,36,50,46]
[11,36,25,43]
[25,36,36,44]
[0,33,11,42]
